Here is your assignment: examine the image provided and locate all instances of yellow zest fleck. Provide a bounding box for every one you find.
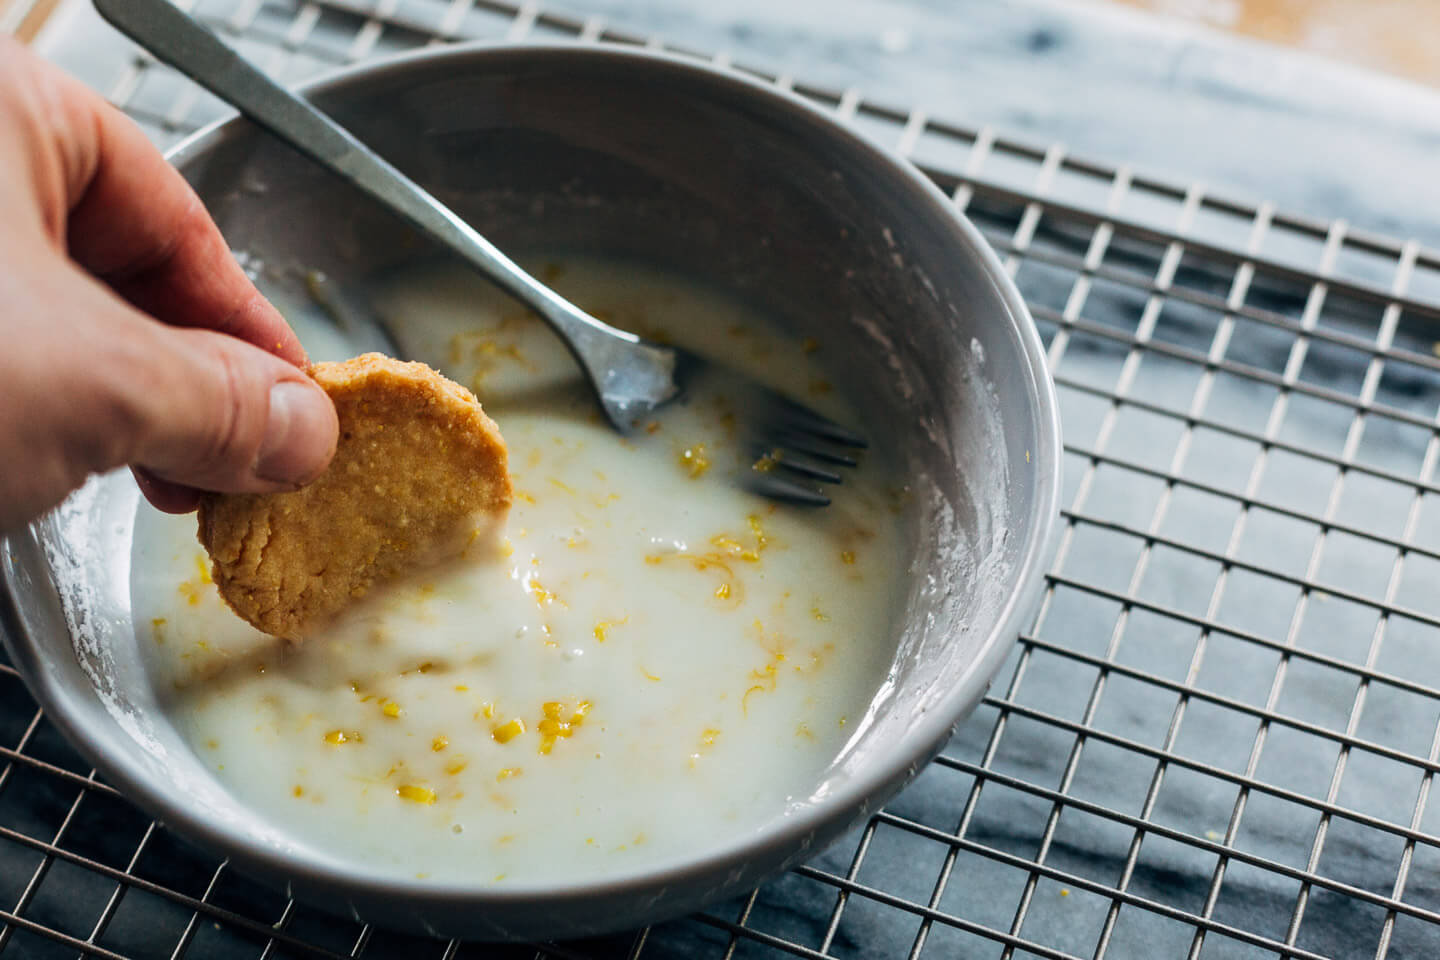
[293,785,304,798]
[796,722,816,742]
[381,699,403,719]
[752,450,781,473]
[474,338,530,368]
[742,684,767,715]
[537,700,592,754]
[499,539,515,558]
[811,606,830,622]
[742,625,789,713]
[396,785,436,805]
[641,667,662,682]
[492,718,525,743]
[480,701,496,720]
[194,554,213,585]
[679,444,711,479]
[644,555,663,566]
[802,336,820,354]
[688,728,723,768]
[432,735,449,752]
[446,759,468,775]
[710,535,760,563]
[593,617,628,643]
[177,581,203,606]
[714,583,731,600]
[323,730,362,745]
[1060,888,1070,897]
[586,837,595,846]
[527,577,560,608]
[841,550,856,565]
[839,715,848,728]
[1026,450,1032,463]
[205,739,218,750]
[496,767,522,782]
[515,491,537,505]
[455,684,470,693]
[549,478,576,496]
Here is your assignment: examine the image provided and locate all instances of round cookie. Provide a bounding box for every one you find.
[198,353,512,641]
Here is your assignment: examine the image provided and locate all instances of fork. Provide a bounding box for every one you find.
[96,0,866,505]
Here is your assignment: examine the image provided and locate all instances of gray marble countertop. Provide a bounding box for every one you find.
[540,0,1440,250]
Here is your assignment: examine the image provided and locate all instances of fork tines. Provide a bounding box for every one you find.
[743,390,867,506]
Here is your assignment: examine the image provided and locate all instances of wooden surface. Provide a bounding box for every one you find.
[1103,0,1440,86]
[1,0,62,42]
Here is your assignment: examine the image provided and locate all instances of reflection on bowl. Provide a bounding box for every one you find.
[0,43,1060,940]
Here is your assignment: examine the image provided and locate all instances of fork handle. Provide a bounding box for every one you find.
[93,0,636,353]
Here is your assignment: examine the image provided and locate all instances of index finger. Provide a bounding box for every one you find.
[37,52,307,366]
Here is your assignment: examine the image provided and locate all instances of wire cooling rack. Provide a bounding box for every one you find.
[7,0,1440,957]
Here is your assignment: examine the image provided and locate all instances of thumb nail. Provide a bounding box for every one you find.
[255,380,335,485]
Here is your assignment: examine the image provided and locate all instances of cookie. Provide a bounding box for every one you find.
[198,353,511,640]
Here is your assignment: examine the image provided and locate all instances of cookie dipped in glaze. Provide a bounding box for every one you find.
[198,353,511,640]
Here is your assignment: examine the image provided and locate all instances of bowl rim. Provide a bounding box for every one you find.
[2,40,1062,908]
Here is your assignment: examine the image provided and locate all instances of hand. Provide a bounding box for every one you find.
[0,38,338,532]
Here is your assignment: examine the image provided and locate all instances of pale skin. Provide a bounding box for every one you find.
[0,38,339,533]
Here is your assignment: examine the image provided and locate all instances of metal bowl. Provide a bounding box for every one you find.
[0,44,1060,940]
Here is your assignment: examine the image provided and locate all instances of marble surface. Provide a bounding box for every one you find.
[1111,0,1440,89]
[541,0,1440,249]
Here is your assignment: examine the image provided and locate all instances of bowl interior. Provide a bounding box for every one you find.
[1,45,1056,937]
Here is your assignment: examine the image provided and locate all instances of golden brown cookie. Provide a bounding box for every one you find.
[198,353,512,640]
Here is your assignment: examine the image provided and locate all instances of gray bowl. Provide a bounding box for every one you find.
[0,43,1060,940]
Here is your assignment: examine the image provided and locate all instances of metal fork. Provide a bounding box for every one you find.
[95,0,865,506]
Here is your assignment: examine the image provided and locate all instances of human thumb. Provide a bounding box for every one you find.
[101,311,338,497]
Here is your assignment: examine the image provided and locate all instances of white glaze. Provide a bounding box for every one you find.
[131,259,906,884]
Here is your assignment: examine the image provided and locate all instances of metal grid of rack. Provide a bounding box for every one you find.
[6,0,1440,956]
